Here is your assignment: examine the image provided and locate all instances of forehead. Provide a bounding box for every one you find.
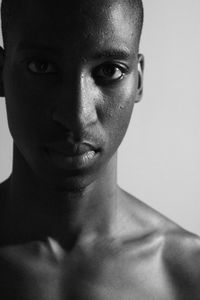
[8,0,139,57]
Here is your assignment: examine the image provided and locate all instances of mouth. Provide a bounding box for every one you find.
[44,142,100,170]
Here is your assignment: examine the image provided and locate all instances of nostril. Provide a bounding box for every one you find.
[49,95,98,137]
[51,109,68,129]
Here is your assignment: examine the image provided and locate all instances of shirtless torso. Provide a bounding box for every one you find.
[0,0,199,298]
[0,180,200,300]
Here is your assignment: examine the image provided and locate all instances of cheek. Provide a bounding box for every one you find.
[4,66,52,141]
[113,97,134,145]
[4,81,43,148]
[102,78,137,149]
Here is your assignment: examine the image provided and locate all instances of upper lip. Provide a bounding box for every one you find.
[45,142,98,156]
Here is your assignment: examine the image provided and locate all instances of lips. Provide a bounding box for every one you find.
[45,142,98,156]
[44,142,99,170]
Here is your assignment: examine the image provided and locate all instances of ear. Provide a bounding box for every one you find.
[135,53,144,103]
[0,46,5,97]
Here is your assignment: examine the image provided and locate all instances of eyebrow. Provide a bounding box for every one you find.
[92,48,133,60]
[16,43,134,60]
[16,42,59,55]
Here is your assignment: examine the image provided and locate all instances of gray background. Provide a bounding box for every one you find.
[0,0,200,235]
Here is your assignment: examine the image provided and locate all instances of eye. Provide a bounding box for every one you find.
[27,60,56,74]
[93,63,126,83]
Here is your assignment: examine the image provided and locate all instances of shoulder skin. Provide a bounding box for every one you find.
[121,189,200,299]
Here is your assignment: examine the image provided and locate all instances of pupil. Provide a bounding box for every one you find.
[103,66,115,76]
[37,62,47,71]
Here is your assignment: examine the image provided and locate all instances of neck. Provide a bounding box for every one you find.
[3,145,119,250]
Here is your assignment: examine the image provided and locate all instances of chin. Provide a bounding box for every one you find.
[25,145,110,191]
[34,166,98,192]
[54,175,95,192]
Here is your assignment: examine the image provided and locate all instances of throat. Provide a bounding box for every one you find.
[3,152,119,249]
[49,185,118,251]
[2,179,119,251]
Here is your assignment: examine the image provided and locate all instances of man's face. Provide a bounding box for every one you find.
[2,0,143,189]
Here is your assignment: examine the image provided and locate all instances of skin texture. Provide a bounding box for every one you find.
[0,0,200,299]
[3,0,142,190]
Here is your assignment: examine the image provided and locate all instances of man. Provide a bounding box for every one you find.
[0,0,199,299]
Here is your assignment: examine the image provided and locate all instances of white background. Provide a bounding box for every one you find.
[0,0,200,235]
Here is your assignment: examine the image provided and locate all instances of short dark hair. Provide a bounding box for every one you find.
[1,0,144,49]
[128,0,144,44]
[1,0,17,48]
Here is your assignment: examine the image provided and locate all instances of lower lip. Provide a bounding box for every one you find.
[46,148,98,170]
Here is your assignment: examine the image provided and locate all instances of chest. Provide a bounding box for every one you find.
[0,244,184,300]
[0,250,131,300]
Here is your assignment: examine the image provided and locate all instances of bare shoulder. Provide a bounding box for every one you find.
[0,178,10,241]
[0,178,9,198]
[120,188,200,296]
[0,178,9,209]
[162,227,200,294]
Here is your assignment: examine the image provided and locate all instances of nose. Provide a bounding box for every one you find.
[52,73,98,139]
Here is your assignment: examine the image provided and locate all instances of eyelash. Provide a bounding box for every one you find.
[27,59,57,74]
[26,59,128,84]
[92,63,128,84]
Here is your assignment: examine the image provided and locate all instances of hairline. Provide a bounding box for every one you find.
[1,0,144,50]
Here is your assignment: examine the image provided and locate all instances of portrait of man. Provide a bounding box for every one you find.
[0,0,199,299]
